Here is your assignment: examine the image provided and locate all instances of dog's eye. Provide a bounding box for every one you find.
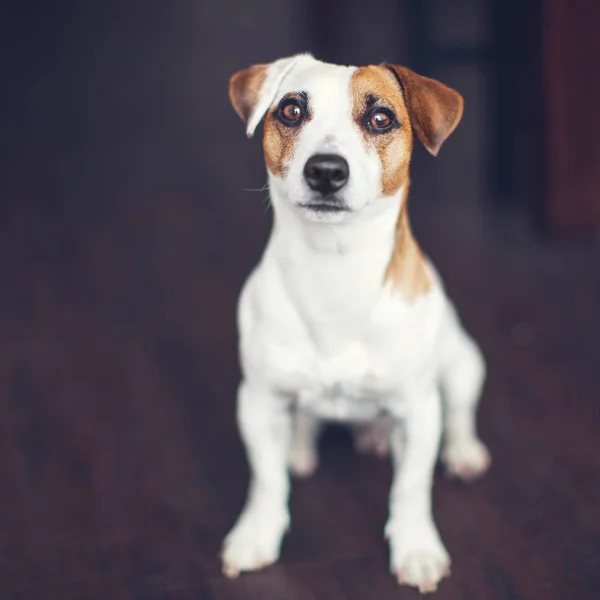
[277,100,304,126]
[367,108,396,133]
[370,112,391,129]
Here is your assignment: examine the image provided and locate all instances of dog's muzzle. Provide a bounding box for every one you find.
[303,154,349,195]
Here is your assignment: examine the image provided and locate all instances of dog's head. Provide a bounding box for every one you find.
[229,54,463,222]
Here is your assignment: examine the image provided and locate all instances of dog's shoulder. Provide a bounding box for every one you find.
[237,258,306,339]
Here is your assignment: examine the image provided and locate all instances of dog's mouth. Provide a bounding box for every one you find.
[298,198,350,213]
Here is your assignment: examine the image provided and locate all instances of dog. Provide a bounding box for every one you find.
[221,53,490,593]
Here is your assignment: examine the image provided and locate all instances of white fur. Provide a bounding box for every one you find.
[222,55,490,593]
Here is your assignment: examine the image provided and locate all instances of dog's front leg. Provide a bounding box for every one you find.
[221,381,292,578]
[386,388,450,594]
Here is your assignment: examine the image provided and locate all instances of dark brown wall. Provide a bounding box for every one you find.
[544,0,600,237]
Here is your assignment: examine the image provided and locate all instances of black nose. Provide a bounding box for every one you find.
[303,154,350,194]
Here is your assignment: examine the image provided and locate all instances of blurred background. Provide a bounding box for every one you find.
[1,1,599,598]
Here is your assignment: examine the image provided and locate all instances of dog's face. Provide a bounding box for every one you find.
[229,55,463,223]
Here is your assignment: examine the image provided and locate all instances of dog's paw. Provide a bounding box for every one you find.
[386,519,451,594]
[221,508,289,578]
[442,437,491,481]
[353,420,392,458]
[288,445,318,479]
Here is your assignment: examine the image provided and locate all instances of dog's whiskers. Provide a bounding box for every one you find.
[261,194,273,216]
[242,182,270,193]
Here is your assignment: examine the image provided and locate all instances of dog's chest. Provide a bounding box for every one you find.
[293,342,400,420]
[279,307,439,421]
[241,244,446,421]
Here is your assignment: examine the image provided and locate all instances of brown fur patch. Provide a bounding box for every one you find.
[386,65,464,156]
[350,66,431,300]
[263,93,310,176]
[384,186,432,300]
[350,66,413,197]
[378,64,462,298]
[229,65,268,123]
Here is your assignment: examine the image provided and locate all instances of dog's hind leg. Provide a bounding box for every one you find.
[288,409,322,478]
[353,416,393,458]
[438,306,491,481]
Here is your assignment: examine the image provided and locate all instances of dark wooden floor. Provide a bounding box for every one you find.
[2,3,600,599]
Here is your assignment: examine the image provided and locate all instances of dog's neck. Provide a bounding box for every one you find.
[271,189,403,258]
[267,183,430,308]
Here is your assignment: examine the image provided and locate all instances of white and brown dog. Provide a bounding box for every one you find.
[222,53,490,593]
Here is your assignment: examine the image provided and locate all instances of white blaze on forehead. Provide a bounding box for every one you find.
[277,62,356,125]
[276,62,366,161]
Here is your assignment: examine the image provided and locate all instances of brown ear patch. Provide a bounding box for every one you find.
[229,65,268,122]
[386,65,463,156]
[263,93,311,177]
[350,66,413,197]
[350,64,452,299]
[384,188,432,301]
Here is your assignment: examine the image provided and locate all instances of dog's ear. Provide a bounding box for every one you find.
[229,54,310,139]
[385,65,463,156]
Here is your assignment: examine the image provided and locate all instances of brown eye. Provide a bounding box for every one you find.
[283,104,302,121]
[369,110,392,130]
[278,100,305,126]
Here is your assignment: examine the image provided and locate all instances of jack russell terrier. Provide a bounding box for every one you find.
[221,53,490,593]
